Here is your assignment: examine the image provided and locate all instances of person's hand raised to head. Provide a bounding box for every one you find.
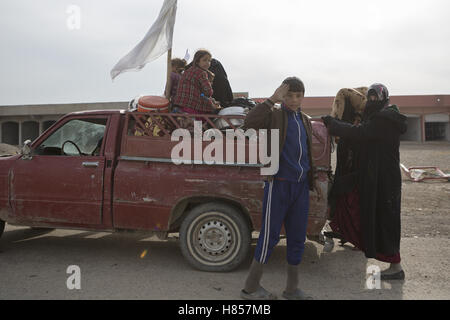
[269,83,290,104]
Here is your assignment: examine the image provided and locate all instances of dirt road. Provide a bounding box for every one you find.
[0,142,449,300]
[0,226,449,300]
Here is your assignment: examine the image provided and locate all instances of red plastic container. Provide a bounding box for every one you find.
[137,96,170,113]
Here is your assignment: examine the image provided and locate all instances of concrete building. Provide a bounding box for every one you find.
[1,95,449,146]
[0,102,127,146]
[255,94,450,142]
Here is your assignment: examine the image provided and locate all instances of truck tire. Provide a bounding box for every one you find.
[179,202,251,272]
[0,220,5,239]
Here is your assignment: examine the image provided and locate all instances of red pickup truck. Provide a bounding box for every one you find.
[0,109,331,271]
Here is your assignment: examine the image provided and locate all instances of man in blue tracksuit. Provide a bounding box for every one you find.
[241,77,321,300]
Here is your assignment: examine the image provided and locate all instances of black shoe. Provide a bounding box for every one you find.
[381,270,405,281]
[323,231,343,239]
[323,232,347,245]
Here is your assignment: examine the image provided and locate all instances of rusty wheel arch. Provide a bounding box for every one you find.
[168,196,253,233]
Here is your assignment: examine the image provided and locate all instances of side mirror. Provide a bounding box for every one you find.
[21,140,33,160]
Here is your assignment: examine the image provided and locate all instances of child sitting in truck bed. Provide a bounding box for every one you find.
[172,50,221,115]
[168,58,187,113]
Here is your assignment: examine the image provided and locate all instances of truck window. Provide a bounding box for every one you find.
[34,118,107,156]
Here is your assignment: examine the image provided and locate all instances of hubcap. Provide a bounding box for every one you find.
[188,212,241,265]
[198,220,232,255]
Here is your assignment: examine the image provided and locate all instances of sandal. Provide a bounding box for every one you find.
[282,289,314,300]
[240,286,277,300]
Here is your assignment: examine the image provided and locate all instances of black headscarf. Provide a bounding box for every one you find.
[209,59,233,106]
[362,83,390,121]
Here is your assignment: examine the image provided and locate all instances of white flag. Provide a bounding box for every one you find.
[110,0,178,80]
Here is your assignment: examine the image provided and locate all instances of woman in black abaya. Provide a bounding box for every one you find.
[323,84,408,280]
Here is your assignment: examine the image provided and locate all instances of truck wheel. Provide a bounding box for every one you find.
[0,220,5,238]
[179,202,251,272]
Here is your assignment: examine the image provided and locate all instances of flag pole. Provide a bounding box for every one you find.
[164,48,172,99]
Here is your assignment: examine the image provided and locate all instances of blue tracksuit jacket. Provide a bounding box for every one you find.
[254,106,311,265]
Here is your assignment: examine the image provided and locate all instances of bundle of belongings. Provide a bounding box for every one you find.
[132,96,171,137]
[227,97,257,110]
[330,87,368,125]
[130,95,257,135]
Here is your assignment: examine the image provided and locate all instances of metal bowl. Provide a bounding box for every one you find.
[214,106,246,130]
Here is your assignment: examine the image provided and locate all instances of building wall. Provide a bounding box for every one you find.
[0,115,63,146]
[1,122,19,145]
[425,113,449,123]
[424,113,450,141]
[0,98,448,145]
[401,116,421,141]
[0,101,127,146]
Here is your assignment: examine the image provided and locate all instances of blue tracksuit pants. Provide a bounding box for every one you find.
[254,179,310,266]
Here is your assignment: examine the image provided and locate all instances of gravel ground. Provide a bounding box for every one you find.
[0,142,449,300]
[398,142,450,239]
[0,226,449,300]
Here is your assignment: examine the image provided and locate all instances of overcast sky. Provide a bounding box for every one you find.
[1,0,449,106]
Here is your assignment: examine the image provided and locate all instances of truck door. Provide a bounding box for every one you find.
[10,116,109,226]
